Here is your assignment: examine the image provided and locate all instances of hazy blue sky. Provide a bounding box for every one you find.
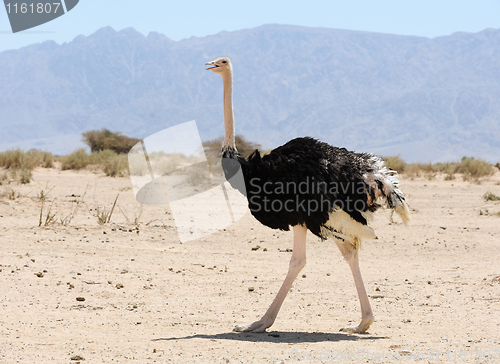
[1,0,499,52]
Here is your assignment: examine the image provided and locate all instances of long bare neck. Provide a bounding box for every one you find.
[221,70,235,149]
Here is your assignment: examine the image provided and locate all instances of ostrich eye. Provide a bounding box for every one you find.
[222,60,227,64]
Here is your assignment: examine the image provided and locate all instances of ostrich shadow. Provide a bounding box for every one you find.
[152,330,386,344]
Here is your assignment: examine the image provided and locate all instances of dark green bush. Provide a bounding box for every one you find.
[82,128,140,154]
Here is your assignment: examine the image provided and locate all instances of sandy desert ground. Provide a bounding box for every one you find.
[1,167,500,363]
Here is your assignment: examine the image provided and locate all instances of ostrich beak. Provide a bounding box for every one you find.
[205,61,219,70]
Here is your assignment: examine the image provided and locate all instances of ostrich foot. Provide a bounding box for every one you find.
[339,316,374,334]
[233,318,274,333]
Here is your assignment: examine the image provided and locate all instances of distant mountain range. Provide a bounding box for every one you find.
[1,24,499,162]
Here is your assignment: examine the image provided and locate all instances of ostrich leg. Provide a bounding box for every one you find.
[233,224,307,332]
[334,239,374,333]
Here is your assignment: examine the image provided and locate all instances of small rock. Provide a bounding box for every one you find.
[70,355,85,360]
[302,274,306,278]
[76,297,85,302]
[116,283,124,289]
[35,272,44,277]
[251,245,260,251]
[375,286,381,291]
[248,287,254,292]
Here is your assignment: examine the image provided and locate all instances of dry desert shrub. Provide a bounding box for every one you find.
[19,168,32,184]
[103,154,128,177]
[0,148,56,183]
[61,149,89,170]
[61,149,129,176]
[26,149,54,168]
[94,194,119,225]
[382,155,406,173]
[382,155,493,181]
[0,148,27,169]
[88,150,128,176]
[483,192,500,201]
[457,157,493,181]
[64,128,139,174]
[88,149,116,165]
[0,148,54,170]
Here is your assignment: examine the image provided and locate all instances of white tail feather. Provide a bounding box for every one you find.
[389,187,411,224]
[367,155,410,224]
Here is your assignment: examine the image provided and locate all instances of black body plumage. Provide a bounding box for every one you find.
[222,137,382,239]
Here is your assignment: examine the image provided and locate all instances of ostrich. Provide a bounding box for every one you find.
[205,56,410,333]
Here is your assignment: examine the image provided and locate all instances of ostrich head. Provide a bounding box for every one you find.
[205,57,232,74]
